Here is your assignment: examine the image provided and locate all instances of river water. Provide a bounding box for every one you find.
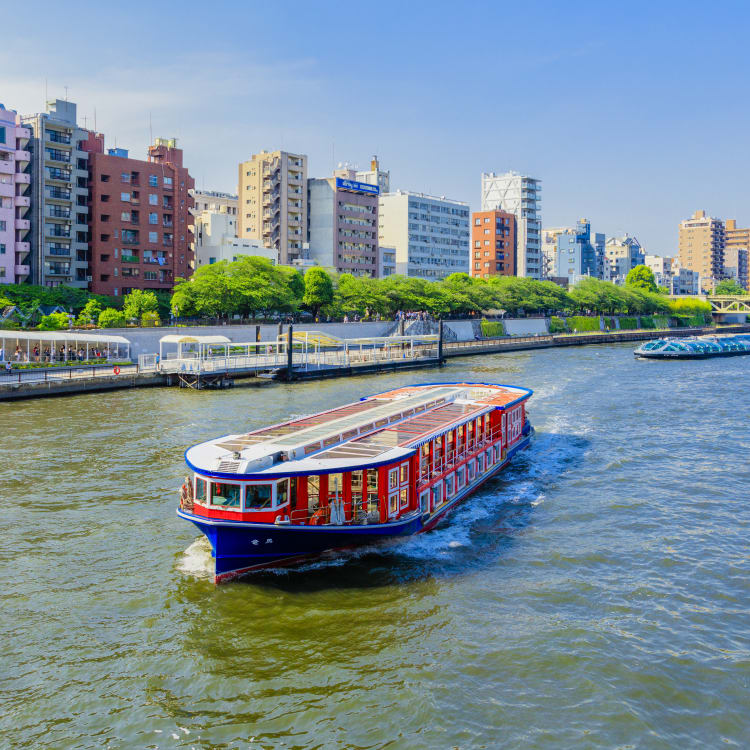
[2,343,749,749]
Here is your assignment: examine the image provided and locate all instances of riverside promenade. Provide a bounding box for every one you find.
[2,322,749,401]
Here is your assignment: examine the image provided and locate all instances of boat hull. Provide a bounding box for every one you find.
[179,436,531,582]
[635,349,750,360]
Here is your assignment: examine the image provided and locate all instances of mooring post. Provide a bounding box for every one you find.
[287,324,294,381]
[256,324,261,343]
[438,319,444,363]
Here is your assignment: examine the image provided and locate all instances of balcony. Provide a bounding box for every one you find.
[15,173,30,185]
[15,150,31,164]
[15,218,30,231]
[17,127,31,141]
[47,170,72,183]
[0,160,13,175]
[47,130,71,145]
[48,209,71,220]
[15,241,30,255]
[121,254,140,263]
[14,195,30,209]
[14,264,30,276]
[46,265,71,276]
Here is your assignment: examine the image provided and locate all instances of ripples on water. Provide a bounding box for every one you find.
[1,344,748,748]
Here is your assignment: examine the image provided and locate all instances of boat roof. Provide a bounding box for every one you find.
[185,382,532,480]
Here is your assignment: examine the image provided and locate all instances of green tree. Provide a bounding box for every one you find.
[714,279,746,295]
[98,308,127,328]
[76,299,103,326]
[625,265,658,293]
[123,289,159,321]
[38,312,70,330]
[303,267,334,319]
[141,311,161,327]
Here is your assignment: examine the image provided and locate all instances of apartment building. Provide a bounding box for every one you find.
[21,100,90,287]
[605,234,645,284]
[194,210,277,267]
[308,170,379,276]
[678,210,724,292]
[378,191,470,280]
[191,189,237,216]
[644,254,672,288]
[355,155,390,193]
[84,135,194,296]
[723,219,749,290]
[238,150,307,264]
[470,209,516,278]
[0,103,32,284]
[379,245,396,277]
[481,171,542,279]
[547,220,599,285]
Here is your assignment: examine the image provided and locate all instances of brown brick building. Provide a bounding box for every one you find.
[83,135,194,296]
[470,209,516,278]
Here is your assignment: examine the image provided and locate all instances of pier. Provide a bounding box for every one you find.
[2,322,750,401]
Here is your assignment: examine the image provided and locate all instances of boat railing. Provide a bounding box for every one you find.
[290,501,367,526]
[418,427,505,483]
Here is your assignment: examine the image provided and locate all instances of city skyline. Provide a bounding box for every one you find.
[4,0,750,256]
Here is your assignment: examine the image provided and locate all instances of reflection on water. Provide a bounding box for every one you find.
[2,345,749,748]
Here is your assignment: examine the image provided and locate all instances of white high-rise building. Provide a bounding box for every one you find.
[378,191,470,280]
[481,171,542,279]
[193,210,277,267]
[356,155,390,194]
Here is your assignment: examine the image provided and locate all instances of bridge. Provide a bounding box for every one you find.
[706,295,750,313]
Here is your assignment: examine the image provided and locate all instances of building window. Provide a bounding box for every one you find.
[149,213,158,224]
[0,126,5,144]
[148,175,158,187]
[0,244,5,255]
[148,231,158,243]
[121,192,130,202]
[149,194,158,205]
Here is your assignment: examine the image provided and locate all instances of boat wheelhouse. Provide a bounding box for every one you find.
[178,382,533,582]
[634,334,750,359]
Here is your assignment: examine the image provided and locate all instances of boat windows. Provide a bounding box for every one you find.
[211,481,242,508]
[495,444,503,461]
[245,483,273,510]
[366,470,379,513]
[276,479,289,507]
[486,447,493,466]
[431,482,443,507]
[456,466,466,490]
[400,463,409,484]
[389,468,398,490]
[388,492,399,516]
[351,470,363,496]
[445,473,455,499]
[478,454,484,474]
[329,472,343,500]
[467,460,476,482]
[195,477,207,503]
[308,476,320,508]
[419,489,430,512]
[400,488,409,509]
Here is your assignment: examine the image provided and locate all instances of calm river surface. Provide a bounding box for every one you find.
[2,343,749,749]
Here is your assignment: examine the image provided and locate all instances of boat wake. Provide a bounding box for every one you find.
[176,536,214,579]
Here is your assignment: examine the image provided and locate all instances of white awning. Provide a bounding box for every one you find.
[159,334,231,345]
[0,330,130,344]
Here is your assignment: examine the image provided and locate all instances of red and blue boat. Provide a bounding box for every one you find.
[178,382,533,582]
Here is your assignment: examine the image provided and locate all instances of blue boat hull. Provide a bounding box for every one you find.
[179,434,531,582]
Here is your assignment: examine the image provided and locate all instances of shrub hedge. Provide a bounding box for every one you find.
[619,317,639,330]
[566,316,601,332]
[549,316,567,333]
[480,319,505,337]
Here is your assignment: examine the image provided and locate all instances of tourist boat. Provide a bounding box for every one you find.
[634,334,750,359]
[177,382,533,582]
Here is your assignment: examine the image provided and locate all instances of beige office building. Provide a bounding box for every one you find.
[238,150,307,264]
[723,219,749,290]
[677,210,724,292]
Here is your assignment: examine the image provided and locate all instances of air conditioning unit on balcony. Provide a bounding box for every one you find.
[86,275,92,282]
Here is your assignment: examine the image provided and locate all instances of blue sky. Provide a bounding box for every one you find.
[3,0,749,254]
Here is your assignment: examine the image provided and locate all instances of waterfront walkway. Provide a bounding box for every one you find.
[2,324,749,401]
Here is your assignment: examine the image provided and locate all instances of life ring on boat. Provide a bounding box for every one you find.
[310,507,326,525]
[113,366,121,375]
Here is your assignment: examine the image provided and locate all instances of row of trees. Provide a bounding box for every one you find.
[38,290,162,330]
[169,257,712,320]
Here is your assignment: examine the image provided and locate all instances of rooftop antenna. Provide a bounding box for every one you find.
[64,86,69,102]
[82,115,88,129]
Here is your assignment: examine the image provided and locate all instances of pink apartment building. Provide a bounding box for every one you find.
[0,103,32,284]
